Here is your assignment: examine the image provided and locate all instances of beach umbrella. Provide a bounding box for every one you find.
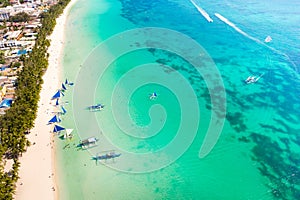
[48,115,61,124]
[53,125,65,133]
[51,90,64,100]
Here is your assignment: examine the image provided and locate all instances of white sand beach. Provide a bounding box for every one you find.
[15,0,77,199]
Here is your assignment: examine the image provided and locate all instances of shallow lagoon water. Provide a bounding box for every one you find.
[56,0,300,199]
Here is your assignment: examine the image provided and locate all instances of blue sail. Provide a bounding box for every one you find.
[51,90,64,100]
[62,83,67,91]
[53,125,65,133]
[55,99,59,106]
[61,106,67,114]
[65,78,74,86]
[48,115,61,124]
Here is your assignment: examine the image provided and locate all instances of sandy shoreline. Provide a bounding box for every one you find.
[15,0,77,199]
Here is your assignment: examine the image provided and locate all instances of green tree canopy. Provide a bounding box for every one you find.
[9,12,30,23]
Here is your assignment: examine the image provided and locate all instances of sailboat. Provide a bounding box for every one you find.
[51,90,64,100]
[93,150,121,164]
[55,99,60,106]
[52,105,67,116]
[245,74,264,84]
[78,137,98,149]
[48,115,61,124]
[60,128,73,139]
[61,106,67,115]
[264,35,272,43]
[149,92,157,100]
[65,78,74,86]
[88,103,104,111]
[52,124,66,133]
[61,83,67,91]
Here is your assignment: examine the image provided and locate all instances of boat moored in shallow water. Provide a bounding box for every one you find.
[78,137,98,149]
[93,150,121,161]
[245,76,258,84]
[245,74,264,84]
[149,92,157,100]
[87,104,104,111]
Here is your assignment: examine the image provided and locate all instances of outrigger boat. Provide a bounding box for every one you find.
[245,74,264,84]
[149,92,157,100]
[78,137,98,149]
[88,103,104,111]
[65,78,74,86]
[93,150,121,163]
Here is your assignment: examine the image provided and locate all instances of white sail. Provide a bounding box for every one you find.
[265,36,272,43]
[64,129,73,139]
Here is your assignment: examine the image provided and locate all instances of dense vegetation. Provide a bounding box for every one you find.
[9,12,31,23]
[0,51,5,64]
[0,0,10,8]
[0,0,70,199]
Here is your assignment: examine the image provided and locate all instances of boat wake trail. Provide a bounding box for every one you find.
[214,13,298,71]
[190,0,213,23]
[214,13,261,43]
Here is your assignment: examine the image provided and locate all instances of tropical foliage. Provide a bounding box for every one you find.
[0,0,10,8]
[0,51,5,64]
[0,0,71,199]
[9,12,31,23]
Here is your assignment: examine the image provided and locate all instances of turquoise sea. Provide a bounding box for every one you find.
[56,0,300,199]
